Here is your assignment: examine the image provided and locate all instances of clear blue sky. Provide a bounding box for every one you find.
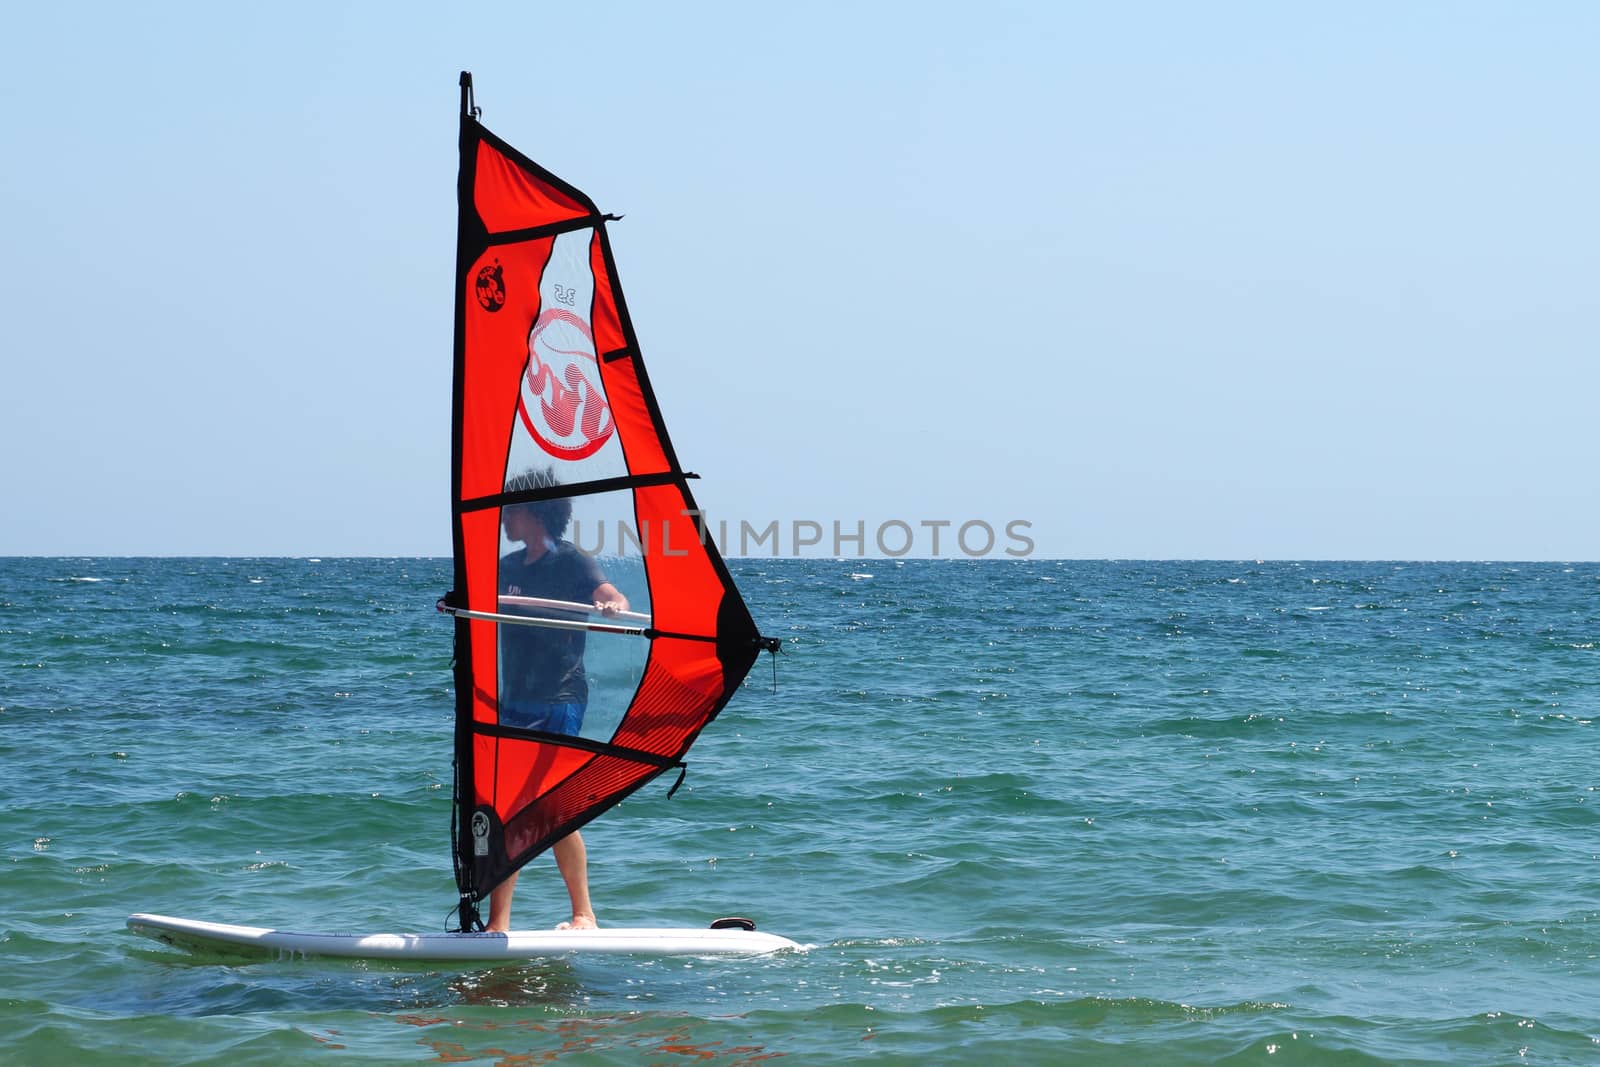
[3,2,1596,558]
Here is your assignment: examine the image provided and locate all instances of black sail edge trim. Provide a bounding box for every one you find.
[588,219,762,730]
[670,448,762,665]
[595,221,685,473]
[458,470,698,513]
[636,614,766,800]
[592,222,765,696]
[467,116,601,218]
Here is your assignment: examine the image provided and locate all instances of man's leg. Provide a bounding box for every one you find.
[486,869,518,932]
[552,831,596,929]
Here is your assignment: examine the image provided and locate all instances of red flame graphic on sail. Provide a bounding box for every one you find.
[517,307,615,460]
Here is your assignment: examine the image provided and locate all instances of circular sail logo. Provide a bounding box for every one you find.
[470,810,491,857]
[475,262,506,312]
[517,308,615,460]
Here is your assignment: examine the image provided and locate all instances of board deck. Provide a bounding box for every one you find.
[127,913,801,960]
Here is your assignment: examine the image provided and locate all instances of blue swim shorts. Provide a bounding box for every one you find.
[500,700,585,736]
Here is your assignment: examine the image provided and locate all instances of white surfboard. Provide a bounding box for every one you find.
[127,913,801,960]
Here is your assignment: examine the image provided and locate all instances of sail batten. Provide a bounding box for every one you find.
[482,214,620,246]
[458,470,692,514]
[447,73,772,931]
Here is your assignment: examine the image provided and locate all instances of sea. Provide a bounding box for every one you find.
[2,557,1597,1065]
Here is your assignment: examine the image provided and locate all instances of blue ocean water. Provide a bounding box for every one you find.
[2,557,1597,1064]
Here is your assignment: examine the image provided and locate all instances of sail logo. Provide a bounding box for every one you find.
[471,810,491,857]
[517,307,615,460]
[475,262,506,312]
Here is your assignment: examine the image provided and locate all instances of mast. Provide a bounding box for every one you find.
[449,69,483,931]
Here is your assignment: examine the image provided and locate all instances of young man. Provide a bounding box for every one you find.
[490,468,628,932]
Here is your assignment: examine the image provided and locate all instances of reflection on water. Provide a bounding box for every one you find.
[440,963,584,1008]
[113,954,590,1018]
[395,1008,780,1065]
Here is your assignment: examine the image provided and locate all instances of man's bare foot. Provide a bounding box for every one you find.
[556,913,597,930]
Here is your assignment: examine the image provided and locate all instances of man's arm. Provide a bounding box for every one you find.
[592,581,629,617]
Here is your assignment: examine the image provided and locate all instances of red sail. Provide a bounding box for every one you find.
[447,74,772,928]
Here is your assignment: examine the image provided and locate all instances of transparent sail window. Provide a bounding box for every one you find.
[494,485,653,747]
[502,227,630,487]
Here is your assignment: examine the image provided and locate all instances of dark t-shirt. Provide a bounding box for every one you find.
[499,540,607,705]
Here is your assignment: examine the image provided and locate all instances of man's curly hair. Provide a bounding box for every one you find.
[505,467,571,539]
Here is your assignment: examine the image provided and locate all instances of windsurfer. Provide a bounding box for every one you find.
[490,467,629,932]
